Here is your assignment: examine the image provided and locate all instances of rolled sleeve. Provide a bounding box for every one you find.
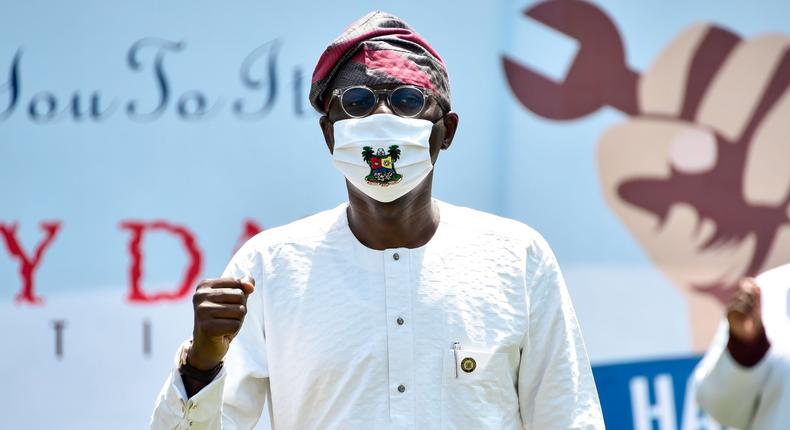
[150,238,270,430]
[694,322,773,429]
[150,345,227,430]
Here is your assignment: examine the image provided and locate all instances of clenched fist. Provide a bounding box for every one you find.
[597,24,790,349]
[727,278,764,344]
[187,277,255,370]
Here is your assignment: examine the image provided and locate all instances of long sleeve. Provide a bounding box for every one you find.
[150,243,271,430]
[693,322,773,429]
[517,238,604,429]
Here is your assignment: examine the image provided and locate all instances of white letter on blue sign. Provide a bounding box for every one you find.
[630,374,677,430]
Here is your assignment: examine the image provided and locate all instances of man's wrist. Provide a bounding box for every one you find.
[180,360,223,384]
[727,325,770,367]
[186,351,223,372]
[179,340,223,375]
[183,338,223,370]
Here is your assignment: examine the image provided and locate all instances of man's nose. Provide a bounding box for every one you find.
[371,96,394,115]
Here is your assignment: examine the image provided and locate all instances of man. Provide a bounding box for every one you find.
[151,11,603,429]
[694,263,790,429]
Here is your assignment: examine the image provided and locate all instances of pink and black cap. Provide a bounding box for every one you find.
[310,11,451,115]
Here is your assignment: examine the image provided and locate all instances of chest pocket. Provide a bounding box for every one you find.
[441,348,520,429]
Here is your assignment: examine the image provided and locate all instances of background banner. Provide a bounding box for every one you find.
[2,1,788,428]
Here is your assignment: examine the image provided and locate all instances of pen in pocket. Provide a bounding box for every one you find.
[452,342,460,378]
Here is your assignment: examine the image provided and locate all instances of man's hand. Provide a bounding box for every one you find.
[187,277,255,370]
[727,278,764,344]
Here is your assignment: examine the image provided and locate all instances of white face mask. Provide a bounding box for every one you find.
[332,114,434,203]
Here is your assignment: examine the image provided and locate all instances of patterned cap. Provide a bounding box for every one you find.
[310,11,451,114]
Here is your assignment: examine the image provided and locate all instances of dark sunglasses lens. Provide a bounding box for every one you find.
[341,87,376,117]
[390,87,425,117]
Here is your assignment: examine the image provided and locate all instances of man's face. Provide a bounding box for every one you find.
[320,82,458,165]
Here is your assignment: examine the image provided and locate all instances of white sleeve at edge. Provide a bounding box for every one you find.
[149,241,271,430]
[149,346,228,430]
[693,321,773,429]
[518,237,605,430]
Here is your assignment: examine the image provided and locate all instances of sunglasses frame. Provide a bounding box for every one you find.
[329,85,432,119]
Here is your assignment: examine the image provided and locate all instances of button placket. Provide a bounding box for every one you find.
[384,248,414,424]
[181,399,197,427]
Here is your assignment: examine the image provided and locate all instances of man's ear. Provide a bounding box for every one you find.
[440,112,459,150]
[320,116,334,154]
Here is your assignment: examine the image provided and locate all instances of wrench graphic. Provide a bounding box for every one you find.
[502,0,640,119]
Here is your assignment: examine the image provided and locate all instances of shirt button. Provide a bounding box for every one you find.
[397,384,406,393]
[393,252,400,261]
[396,317,404,325]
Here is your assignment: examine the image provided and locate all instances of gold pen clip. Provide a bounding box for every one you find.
[452,342,461,379]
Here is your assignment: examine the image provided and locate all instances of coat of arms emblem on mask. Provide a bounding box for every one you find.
[362,145,402,186]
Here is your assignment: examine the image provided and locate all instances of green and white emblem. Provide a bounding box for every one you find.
[362,145,402,186]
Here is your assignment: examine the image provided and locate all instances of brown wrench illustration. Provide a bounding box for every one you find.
[502,0,640,119]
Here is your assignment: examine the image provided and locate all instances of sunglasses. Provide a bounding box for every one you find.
[329,85,431,118]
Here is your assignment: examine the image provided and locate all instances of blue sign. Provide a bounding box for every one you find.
[594,356,727,430]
